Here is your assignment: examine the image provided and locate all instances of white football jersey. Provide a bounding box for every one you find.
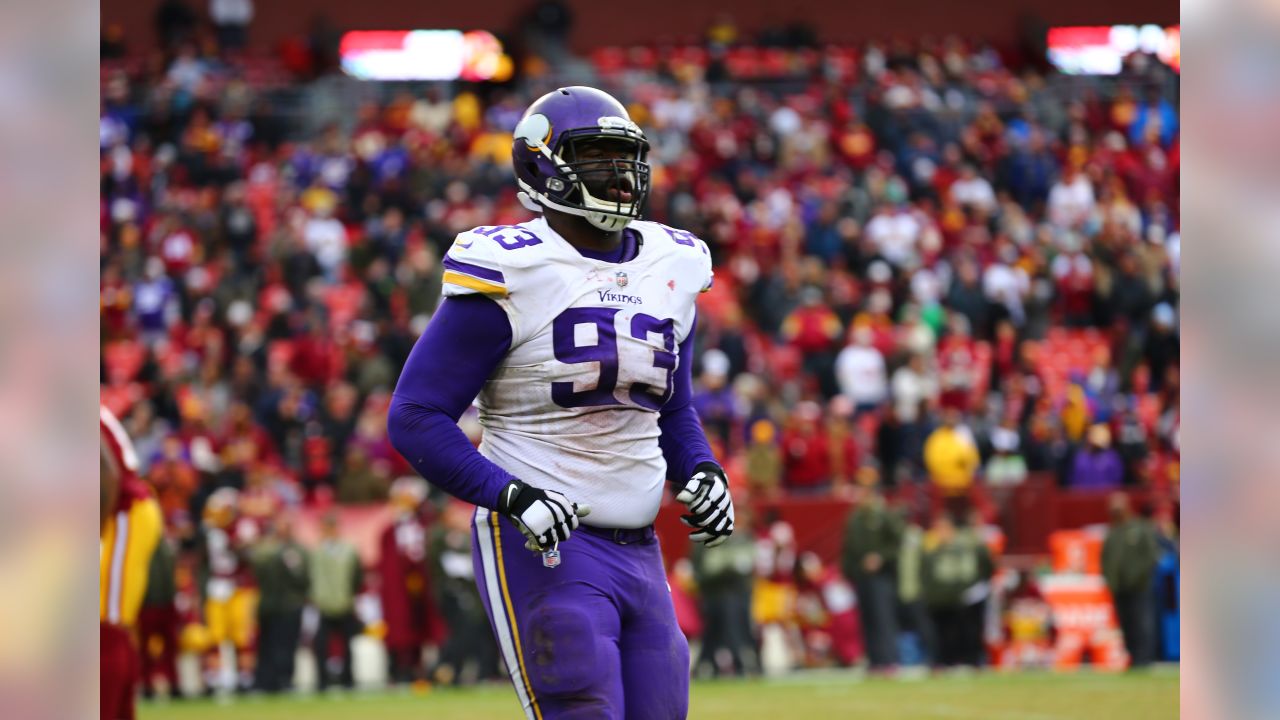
[441,217,713,528]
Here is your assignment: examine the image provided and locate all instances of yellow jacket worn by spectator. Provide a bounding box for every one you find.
[924,410,980,495]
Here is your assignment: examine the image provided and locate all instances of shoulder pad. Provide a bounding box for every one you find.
[644,222,714,293]
[442,225,544,298]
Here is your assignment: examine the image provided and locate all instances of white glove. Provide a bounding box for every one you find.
[496,479,591,551]
[675,463,734,548]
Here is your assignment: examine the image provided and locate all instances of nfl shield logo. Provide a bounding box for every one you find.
[541,548,562,569]
[615,271,629,288]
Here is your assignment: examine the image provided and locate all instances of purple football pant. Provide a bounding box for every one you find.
[472,508,690,719]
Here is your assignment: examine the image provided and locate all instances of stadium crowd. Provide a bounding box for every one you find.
[100,13,1180,693]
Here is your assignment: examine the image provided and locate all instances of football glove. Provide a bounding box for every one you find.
[496,479,591,551]
[675,462,734,548]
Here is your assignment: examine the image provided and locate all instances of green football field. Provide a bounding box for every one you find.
[140,668,1178,720]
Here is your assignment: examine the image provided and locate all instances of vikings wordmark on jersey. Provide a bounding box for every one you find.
[442,216,713,529]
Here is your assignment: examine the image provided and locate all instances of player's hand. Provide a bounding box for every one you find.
[675,462,734,548]
[496,479,591,551]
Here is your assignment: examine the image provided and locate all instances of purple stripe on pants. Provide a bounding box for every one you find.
[472,509,690,719]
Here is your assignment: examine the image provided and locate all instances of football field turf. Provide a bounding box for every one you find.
[140,668,1178,720]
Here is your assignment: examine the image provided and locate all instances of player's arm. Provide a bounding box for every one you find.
[387,294,587,550]
[659,315,734,547]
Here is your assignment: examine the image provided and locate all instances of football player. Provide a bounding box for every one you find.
[101,406,163,720]
[388,86,733,719]
[197,486,259,693]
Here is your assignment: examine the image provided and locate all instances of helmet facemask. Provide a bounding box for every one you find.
[556,132,651,231]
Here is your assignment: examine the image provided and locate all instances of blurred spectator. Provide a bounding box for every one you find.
[744,419,783,498]
[891,354,938,425]
[924,407,980,497]
[936,314,978,412]
[337,445,391,503]
[210,0,254,52]
[922,513,994,668]
[840,470,902,671]
[1101,494,1160,668]
[985,426,1028,488]
[377,478,435,685]
[1047,164,1095,231]
[896,508,936,666]
[1129,86,1179,148]
[149,436,200,524]
[310,511,363,690]
[835,325,888,414]
[1144,303,1179,393]
[102,23,128,59]
[1069,424,1124,490]
[825,397,861,493]
[692,350,737,450]
[166,44,209,95]
[949,165,997,214]
[781,288,842,395]
[133,258,180,347]
[692,504,759,677]
[429,501,499,685]
[303,200,348,283]
[781,402,830,494]
[945,259,991,340]
[154,0,198,53]
[865,202,921,269]
[250,514,309,693]
[138,533,180,698]
[982,244,1030,329]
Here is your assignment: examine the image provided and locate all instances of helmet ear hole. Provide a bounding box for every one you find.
[525,162,539,177]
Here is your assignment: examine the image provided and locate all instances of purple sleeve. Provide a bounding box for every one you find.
[659,317,719,481]
[387,295,516,509]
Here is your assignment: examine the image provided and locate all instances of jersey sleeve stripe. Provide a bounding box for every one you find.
[443,256,506,284]
[442,271,509,297]
[101,405,140,474]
